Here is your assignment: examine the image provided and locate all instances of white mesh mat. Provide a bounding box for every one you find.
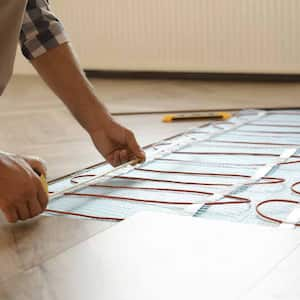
[46,110,300,228]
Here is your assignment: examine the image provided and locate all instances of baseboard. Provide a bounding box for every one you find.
[85,70,300,82]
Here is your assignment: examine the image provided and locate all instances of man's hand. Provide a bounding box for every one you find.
[0,153,48,223]
[90,120,145,167]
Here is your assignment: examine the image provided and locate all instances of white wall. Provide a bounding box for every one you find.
[14,0,300,75]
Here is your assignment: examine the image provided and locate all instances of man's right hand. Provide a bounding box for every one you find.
[0,152,48,223]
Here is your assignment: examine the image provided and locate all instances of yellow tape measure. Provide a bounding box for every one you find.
[40,174,48,193]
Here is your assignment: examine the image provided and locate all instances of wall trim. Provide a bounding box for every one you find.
[85,70,300,82]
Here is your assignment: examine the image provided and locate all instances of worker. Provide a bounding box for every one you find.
[0,0,145,223]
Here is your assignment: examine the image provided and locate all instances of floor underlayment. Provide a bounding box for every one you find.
[46,109,300,229]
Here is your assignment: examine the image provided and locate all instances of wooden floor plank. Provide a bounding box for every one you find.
[0,213,113,283]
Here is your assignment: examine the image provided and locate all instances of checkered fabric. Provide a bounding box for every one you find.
[19,0,68,60]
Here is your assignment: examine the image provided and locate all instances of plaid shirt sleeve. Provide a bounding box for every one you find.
[19,0,69,60]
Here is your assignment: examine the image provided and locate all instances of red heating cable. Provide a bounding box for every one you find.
[291,181,300,195]
[45,209,123,222]
[48,170,257,220]
[46,185,250,221]
[133,168,285,185]
[65,183,250,206]
[256,199,300,226]
[71,171,284,186]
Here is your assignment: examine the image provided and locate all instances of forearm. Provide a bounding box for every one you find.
[31,43,112,133]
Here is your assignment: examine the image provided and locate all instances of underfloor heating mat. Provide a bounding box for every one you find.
[45,109,300,229]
